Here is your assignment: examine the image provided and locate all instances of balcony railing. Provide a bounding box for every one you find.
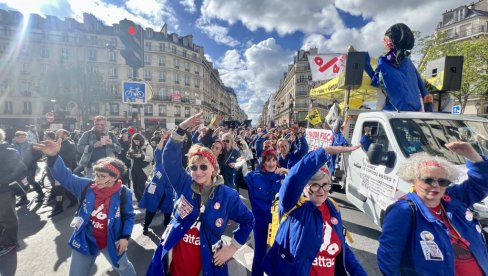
[442,25,487,41]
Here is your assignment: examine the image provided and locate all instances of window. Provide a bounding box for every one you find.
[159,56,166,66]
[194,65,200,75]
[61,48,68,60]
[158,105,166,116]
[41,47,49,58]
[144,69,152,81]
[89,103,100,115]
[184,75,190,86]
[109,67,117,78]
[184,62,190,71]
[4,101,13,114]
[88,49,97,61]
[172,45,177,54]
[62,33,69,42]
[159,43,165,52]
[174,58,180,69]
[299,75,305,83]
[108,51,116,62]
[159,71,165,82]
[109,84,118,98]
[128,68,134,78]
[3,26,11,36]
[174,105,181,117]
[109,103,119,115]
[183,50,187,58]
[144,54,151,65]
[42,31,50,40]
[360,121,392,153]
[23,101,32,114]
[146,29,153,38]
[194,77,200,88]
[20,44,28,56]
[192,53,197,61]
[145,41,152,51]
[144,104,153,116]
[158,87,167,99]
[185,106,191,117]
[174,73,179,84]
[21,63,28,75]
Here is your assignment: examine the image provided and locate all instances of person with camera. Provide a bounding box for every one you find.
[75,116,121,177]
[146,111,254,276]
[126,133,153,202]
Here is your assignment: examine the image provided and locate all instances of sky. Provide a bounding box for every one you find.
[0,0,470,123]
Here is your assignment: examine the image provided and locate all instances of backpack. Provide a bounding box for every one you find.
[266,196,353,246]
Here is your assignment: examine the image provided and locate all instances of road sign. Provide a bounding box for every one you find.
[46,112,55,123]
[452,105,461,115]
[123,81,146,104]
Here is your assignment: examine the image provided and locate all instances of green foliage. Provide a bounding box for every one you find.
[38,65,106,125]
[418,32,488,113]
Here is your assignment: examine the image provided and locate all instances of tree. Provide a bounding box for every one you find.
[418,33,488,113]
[38,65,106,127]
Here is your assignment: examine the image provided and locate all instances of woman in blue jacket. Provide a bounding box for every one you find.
[34,139,136,276]
[139,132,174,235]
[378,141,488,275]
[237,149,288,276]
[263,144,366,276]
[146,111,254,276]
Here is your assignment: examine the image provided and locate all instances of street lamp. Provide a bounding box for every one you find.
[475,102,481,116]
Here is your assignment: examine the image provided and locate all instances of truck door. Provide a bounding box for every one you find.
[346,119,398,225]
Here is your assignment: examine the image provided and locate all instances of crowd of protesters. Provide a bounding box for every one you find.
[0,110,487,276]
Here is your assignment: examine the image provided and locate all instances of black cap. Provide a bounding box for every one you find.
[385,23,415,50]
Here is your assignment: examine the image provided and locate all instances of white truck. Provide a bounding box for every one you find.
[308,110,488,236]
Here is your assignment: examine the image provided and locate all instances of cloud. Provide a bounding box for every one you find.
[201,0,344,35]
[196,17,240,47]
[179,0,197,13]
[216,38,294,123]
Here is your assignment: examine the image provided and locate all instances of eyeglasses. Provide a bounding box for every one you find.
[309,183,332,192]
[222,140,230,143]
[420,177,451,187]
[190,164,209,171]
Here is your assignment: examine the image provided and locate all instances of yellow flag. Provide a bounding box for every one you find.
[305,109,322,125]
[209,116,217,127]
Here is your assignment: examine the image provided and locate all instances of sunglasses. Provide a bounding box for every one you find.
[190,164,209,171]
[309,183,331,192]
[420,177,451,187]
[222,140,230,143]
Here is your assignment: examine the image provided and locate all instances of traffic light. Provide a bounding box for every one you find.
[119,19,144,69]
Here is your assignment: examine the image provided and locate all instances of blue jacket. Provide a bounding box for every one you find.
[278,135,309,169]
[373,56,427,112]
[263,148,367,276]
[48,155,135,267]
[245,170,284,224]
[147,133,254,276]
[378,157,488,276]
[328,132,350,175]
[138,148,175,213]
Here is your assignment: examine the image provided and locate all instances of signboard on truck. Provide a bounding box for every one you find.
[305,128,334,151]
[358,160,399,210]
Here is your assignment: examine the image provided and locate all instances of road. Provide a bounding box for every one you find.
[0,187,381,276]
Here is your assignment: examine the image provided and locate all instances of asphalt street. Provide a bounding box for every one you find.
[0,184,381,276]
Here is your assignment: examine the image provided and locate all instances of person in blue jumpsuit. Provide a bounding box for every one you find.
[138,132,174,235]
[146,111,254,276]
[218,132,241,190]
[263,144,367,276]
[364,23,429,112]
[378,141,488,275]
[34,139,136,276]
[277,132,309,169]
[237,149,288,276]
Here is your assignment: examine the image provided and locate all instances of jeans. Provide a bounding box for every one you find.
[69,248,136,276]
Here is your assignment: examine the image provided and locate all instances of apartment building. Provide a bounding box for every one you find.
[0,10,247,131]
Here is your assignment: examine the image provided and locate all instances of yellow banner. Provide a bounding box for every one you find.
[305,109,322,125]
[426,71,445,91]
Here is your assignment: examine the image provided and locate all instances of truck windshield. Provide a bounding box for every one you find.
[391,118,488,164]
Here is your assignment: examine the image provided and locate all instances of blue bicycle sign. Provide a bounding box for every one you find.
[123,81,146,104]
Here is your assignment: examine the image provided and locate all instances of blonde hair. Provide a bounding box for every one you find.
[397,152,461,183]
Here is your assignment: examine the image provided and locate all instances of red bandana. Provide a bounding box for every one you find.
[99,161,121,175]
[190,149,217,169]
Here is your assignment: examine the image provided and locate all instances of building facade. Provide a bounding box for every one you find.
[0,10,247,132]
[272,48,330,127]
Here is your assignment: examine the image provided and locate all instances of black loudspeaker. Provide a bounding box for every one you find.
[424,56,463,91]
[344,52,366,87]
